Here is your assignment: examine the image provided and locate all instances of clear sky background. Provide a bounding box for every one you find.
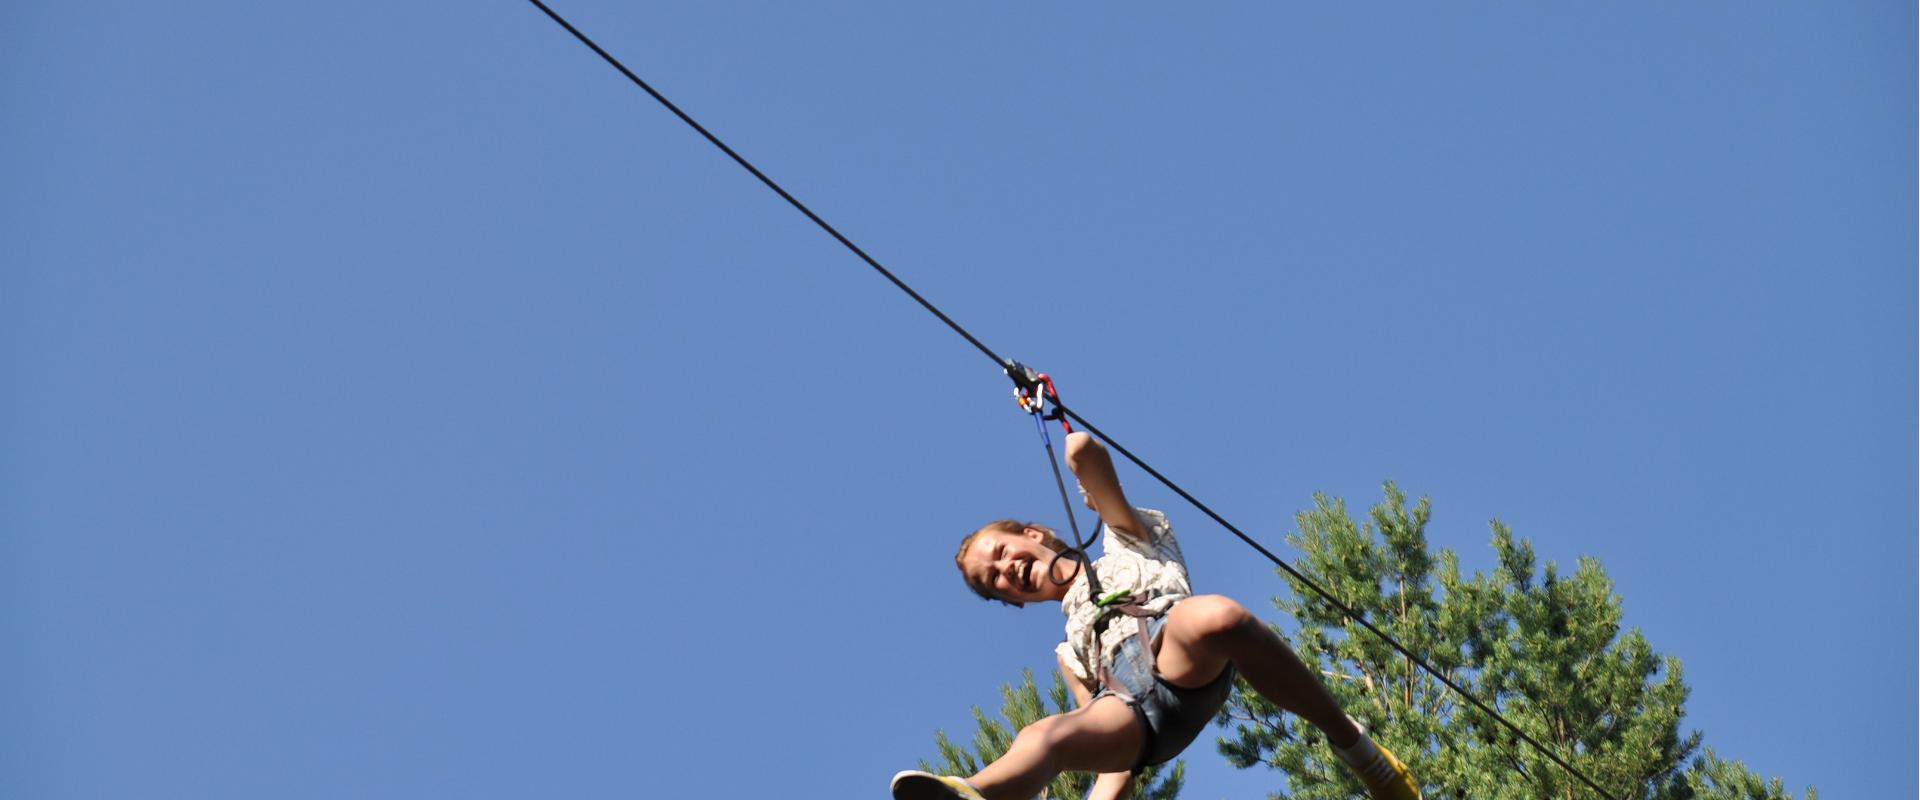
[3,2,1912,799]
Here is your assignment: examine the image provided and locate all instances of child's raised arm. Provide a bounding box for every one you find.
[1064,432,1148,541]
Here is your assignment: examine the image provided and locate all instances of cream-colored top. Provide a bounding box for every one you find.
[1055,507,1191,683]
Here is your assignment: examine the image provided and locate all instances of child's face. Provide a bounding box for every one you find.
[960,528,1071,606]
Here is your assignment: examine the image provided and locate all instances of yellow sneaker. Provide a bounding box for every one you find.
[890,770,987,800]
[1350,741,1422,800]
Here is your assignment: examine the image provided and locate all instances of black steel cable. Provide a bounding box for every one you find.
[521,5,1623,798]
[522,0,1006,371]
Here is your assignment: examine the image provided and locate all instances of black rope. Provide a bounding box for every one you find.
[1029,418,1104,597]
[520,5,1623,799]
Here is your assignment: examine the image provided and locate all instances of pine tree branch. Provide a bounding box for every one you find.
[1404,652,1415,712]
[1224,707,1287,738]
[1319,669,1365,684]
[1587,706,1624,747]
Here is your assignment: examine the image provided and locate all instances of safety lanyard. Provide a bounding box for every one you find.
[1006,360,1156,639]
[1005,360,1105,599]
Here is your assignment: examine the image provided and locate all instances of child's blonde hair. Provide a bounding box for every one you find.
[956,520,1069,604]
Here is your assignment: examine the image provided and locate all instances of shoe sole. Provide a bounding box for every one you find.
[890,773,970,800]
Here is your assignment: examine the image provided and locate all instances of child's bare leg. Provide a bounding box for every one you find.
[1153,594,1363,748]
[967,697,1142,800]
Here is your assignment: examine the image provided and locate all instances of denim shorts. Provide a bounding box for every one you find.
[1092,612,1236,769]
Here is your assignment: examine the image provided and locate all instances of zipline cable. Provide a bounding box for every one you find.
[522,0,1005,373]
[520,5,1623,799]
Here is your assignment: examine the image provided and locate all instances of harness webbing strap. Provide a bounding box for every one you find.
[1094,599,1161,702]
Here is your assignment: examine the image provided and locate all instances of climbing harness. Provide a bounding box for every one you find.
[519,7,1627,795]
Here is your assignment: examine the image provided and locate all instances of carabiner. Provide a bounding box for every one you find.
[1003,359,1073,433]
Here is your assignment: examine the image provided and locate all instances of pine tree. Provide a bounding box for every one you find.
[1215,483,1812,800]
[922,667,1184,800]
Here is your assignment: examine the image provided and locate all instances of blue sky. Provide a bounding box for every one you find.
[3,2,1912,798]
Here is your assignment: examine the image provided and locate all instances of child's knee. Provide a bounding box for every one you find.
[1173,594,1256,641]
[1012,714,1073,751]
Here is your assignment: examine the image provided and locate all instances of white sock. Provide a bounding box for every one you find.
[1333,729,1380,769]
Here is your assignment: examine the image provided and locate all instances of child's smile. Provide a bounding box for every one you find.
[962,528,1076,604]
